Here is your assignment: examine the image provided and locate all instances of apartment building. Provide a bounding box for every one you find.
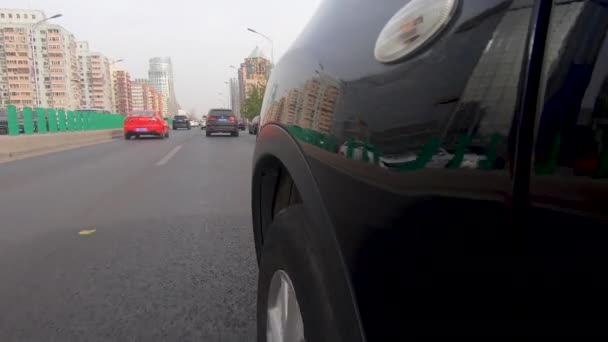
[131,78,167,117]
[131,78,148,111]
[238,46,270,111]
[297,73,340,134]
[0,9,83,110]
[112,69,132,115]
[76,41,112,111]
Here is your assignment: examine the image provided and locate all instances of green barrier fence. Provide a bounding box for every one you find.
[36,108,47,134]
[3,105,125,136]
[83,112,90,131]
[67,111,74,131]
[75,112,82,131]
[7,105,19,136]
[57,109,67,132]
[23,107,34,135]
[48,109,58,133]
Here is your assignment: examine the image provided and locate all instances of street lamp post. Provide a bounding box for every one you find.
[30,14,62,107]
[247,28,274,66]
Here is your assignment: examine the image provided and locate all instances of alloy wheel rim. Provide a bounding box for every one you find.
[266,270,305,342]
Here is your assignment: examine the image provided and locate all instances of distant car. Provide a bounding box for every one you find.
[124,111,169,140]
[238,118,246,130]
[248,115,260,135]
[205,109,239,137]
[190,120,200,127]
[200,116,207,129]
[172,115,190,130]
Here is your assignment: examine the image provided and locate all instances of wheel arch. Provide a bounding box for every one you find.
[251,123,366,341]
[252,123,333,264]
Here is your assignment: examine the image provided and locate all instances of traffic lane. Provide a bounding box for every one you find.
[69,128,257,225]
[0,128,196,193]
[0,128,258,340]
[0,214,256,341]
[0,129,198,241]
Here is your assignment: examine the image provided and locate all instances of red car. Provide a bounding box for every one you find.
[124,111,169,140]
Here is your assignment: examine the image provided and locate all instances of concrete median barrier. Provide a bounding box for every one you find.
[0,129,123,163]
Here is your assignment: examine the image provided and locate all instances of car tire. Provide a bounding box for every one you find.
[206,131,211,137]
[124,133,130,140]
[233,131,239,137]
[165,132,169,138]
[257,205,342,342]
[188,127,191,130]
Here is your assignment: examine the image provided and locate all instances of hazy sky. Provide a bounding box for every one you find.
[7,0,321,117]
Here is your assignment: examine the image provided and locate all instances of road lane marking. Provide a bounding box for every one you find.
[79,229,96,236]
[156,145,182,166]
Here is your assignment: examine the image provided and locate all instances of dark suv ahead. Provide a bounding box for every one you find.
[251,1,608,340]
[205,109,238,137]
[172,115,190,130]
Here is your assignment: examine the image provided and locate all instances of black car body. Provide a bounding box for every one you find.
[172,115,190,130]
[252,0,608,340]
[205,109,239,137]
[238,118,246,130]
[248,115,260,135]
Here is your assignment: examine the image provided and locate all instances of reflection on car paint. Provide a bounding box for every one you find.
[262,0,532,176]
[534,0,608,179]
[529,0,608,219]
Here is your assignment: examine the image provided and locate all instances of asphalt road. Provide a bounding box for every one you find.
[0,128,258,341]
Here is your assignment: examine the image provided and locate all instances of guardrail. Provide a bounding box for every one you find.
[0,105,124,136]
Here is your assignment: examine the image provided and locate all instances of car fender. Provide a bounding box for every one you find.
[252,123,365,341]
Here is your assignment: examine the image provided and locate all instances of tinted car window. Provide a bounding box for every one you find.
[130,111,155,116]
[174,115,187,120]
[529,0,608,319]
[209,110,233,117]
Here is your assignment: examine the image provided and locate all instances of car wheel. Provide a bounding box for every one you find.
[159,133,165,139]
[165,132,169,138]
[124,133,131,140]
[188,127,191,130]
[257,205,341,342]
[206,131,211,137]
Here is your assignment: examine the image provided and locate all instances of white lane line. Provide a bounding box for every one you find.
[155,145,182,166]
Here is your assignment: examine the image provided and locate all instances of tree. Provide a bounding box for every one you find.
[242,82,266,121]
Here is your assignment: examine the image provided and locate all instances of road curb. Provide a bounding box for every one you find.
[0,130,123,164]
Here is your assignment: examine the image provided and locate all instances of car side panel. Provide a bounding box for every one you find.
[528,0,608,320]
[257,0,544,338]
